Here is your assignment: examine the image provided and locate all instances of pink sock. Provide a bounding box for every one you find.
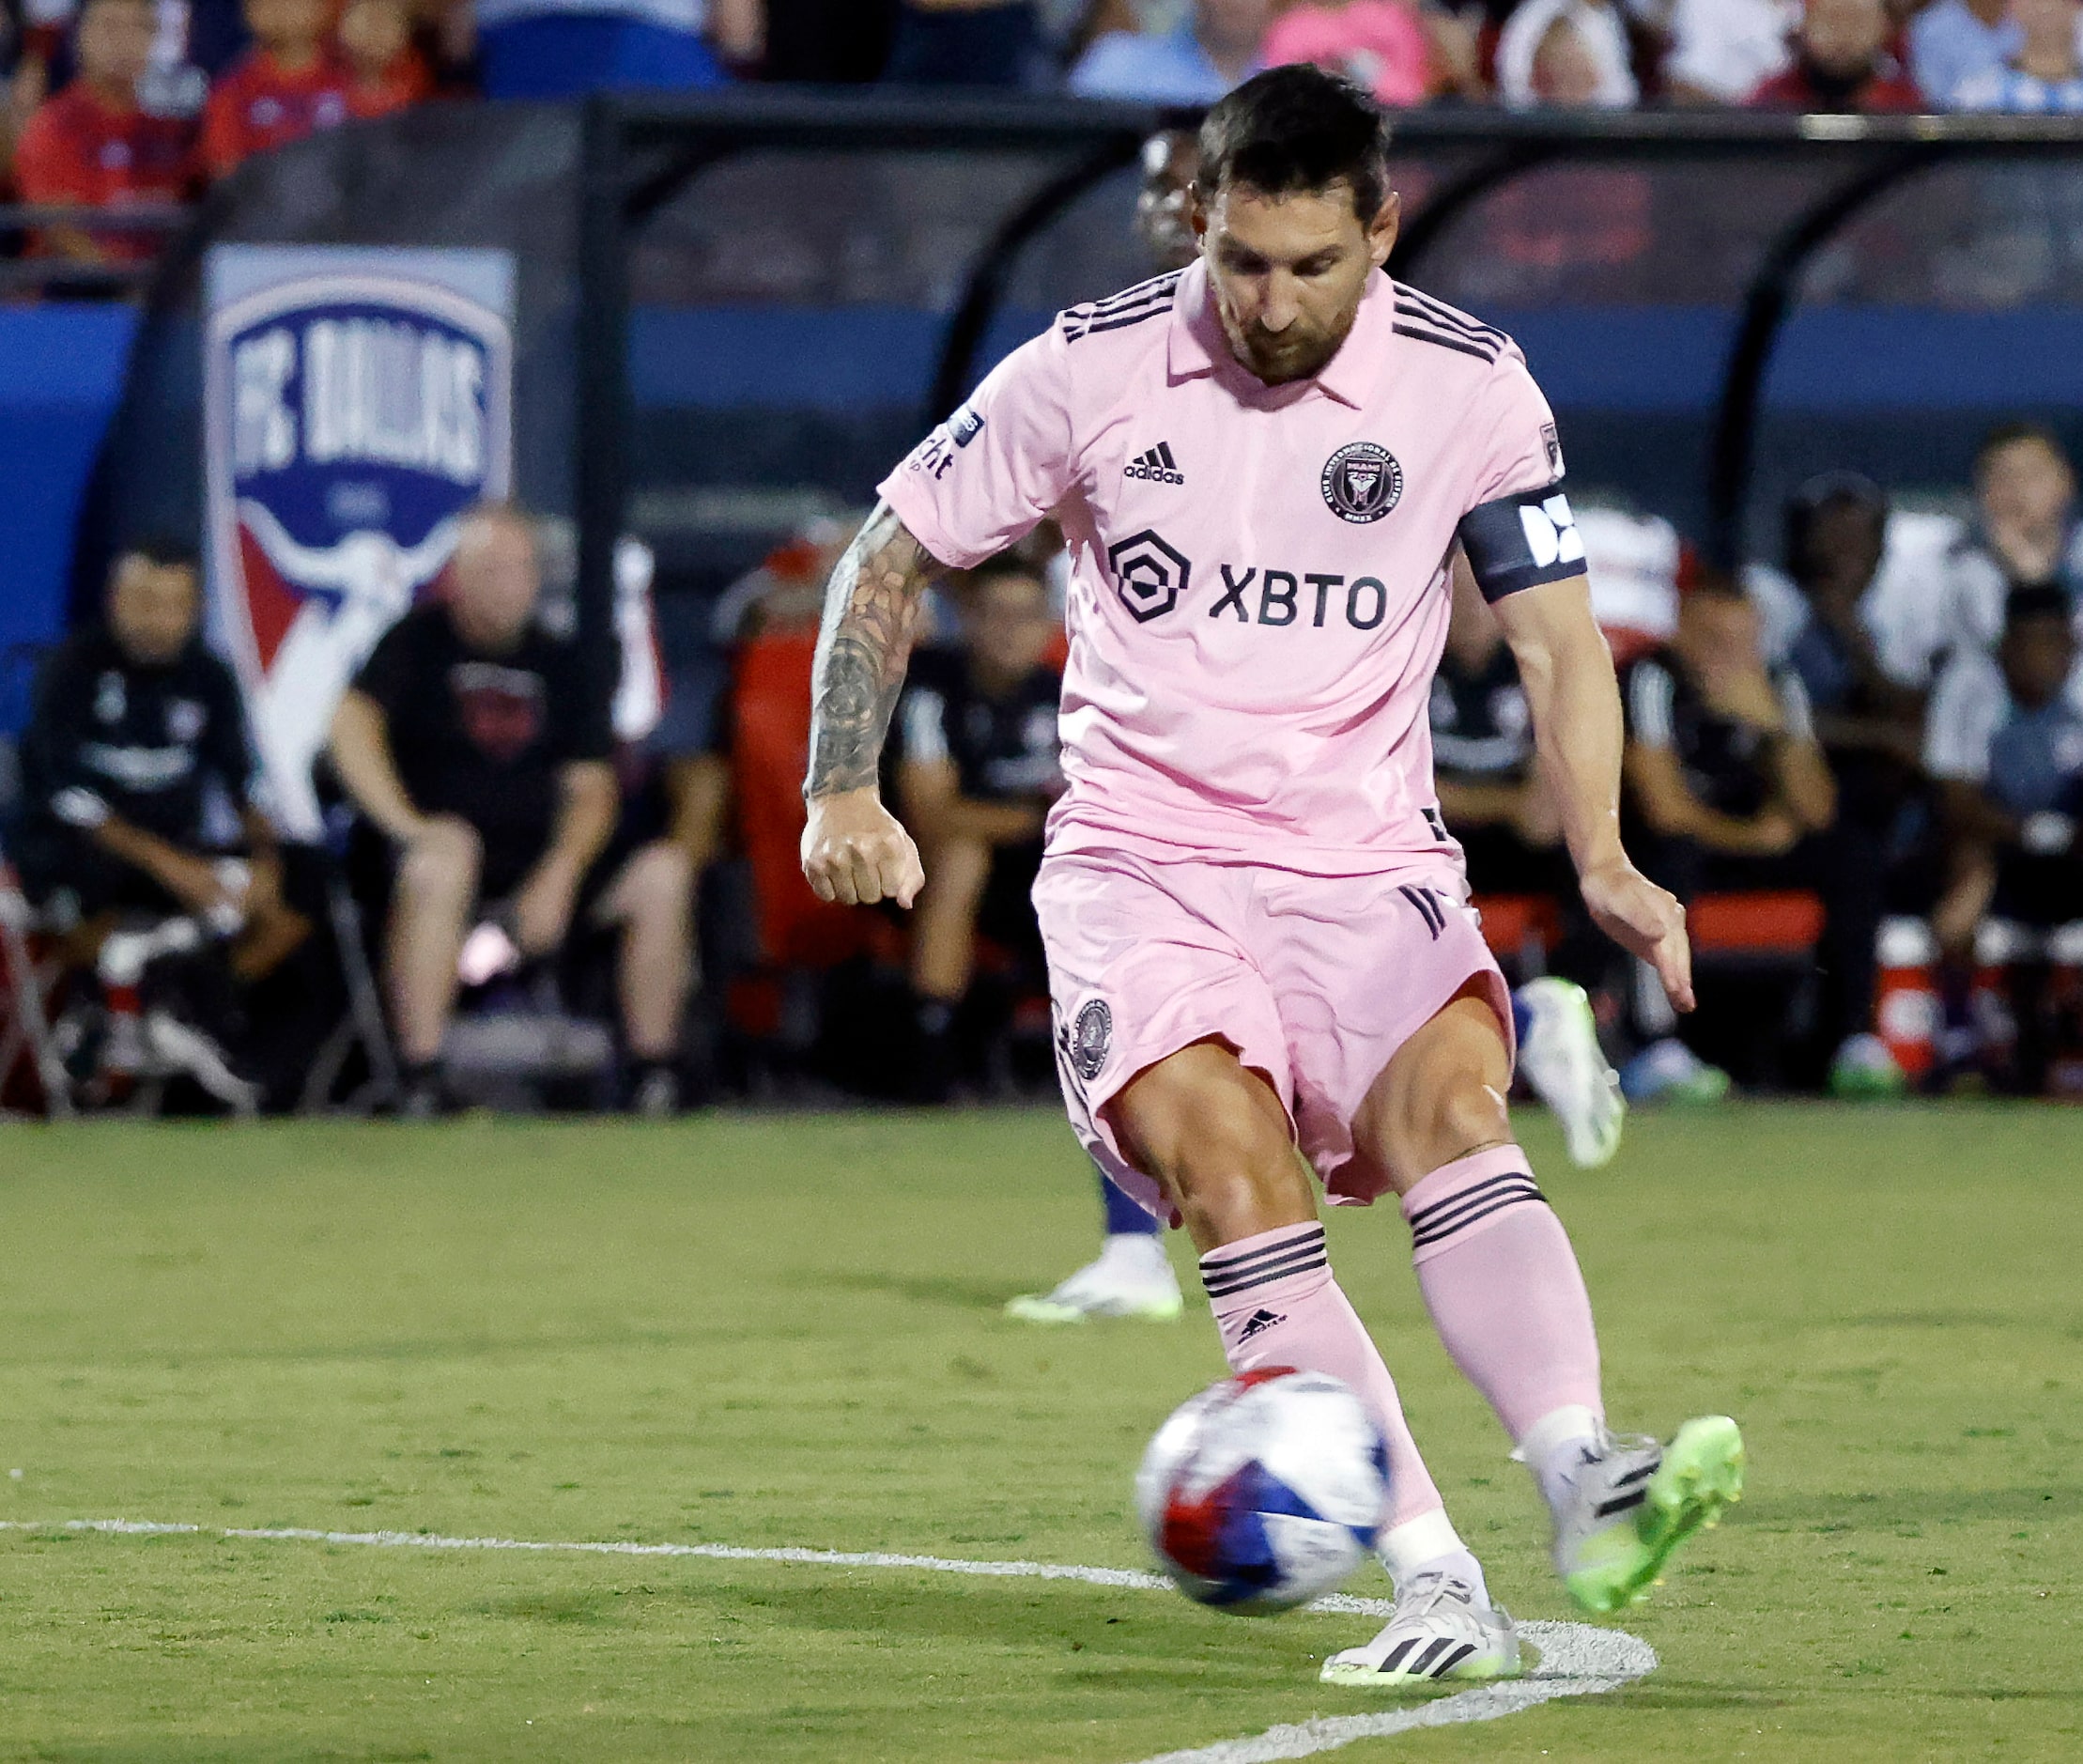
[1200,1222,1443,1528]
[1401,1146,1604,1446]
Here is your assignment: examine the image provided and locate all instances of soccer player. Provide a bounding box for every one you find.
[801,68,1744,1685]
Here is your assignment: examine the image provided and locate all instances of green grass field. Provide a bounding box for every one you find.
[0,1106,2077,1762]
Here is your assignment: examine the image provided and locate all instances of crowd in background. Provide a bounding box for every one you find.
[11,409,2081,1116]
[8,1,2083,266]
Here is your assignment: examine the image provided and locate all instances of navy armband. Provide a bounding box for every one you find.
[1457,480,1585,603]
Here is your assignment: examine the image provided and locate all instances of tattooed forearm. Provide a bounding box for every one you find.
[804,501,934,799]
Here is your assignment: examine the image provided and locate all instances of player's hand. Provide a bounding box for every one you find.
[802,789,925,908]
[1580,858,1694,1014]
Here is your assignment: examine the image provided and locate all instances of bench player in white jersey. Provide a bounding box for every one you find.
[800,67,1744,1685]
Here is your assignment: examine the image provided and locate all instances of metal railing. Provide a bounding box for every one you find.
[0,205,193,296]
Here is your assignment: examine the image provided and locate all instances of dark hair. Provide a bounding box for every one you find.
[2004,582,2072,628]
[116,536,200,574]
[968,553,1047,596]
[1198,66,1392,224]
[1975,421,2069,481]
[1783,470,1885,568]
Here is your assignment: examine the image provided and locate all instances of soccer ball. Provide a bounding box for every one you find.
[1135,1367,1389,1614]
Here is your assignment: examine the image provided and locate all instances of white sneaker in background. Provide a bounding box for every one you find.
[1517,977,1626,1168]
[1005,1233,1183,1323]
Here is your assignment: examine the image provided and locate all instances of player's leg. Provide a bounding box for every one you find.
[1108,1044,1489,1608]
[906,831,991,1101]
[1004,1161,1182,1323]
[1350,989,1743,1615]
[385,815,481,1102]
[596,839,694,1114]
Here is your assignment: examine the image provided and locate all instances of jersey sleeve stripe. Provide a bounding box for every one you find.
[1394,322,1499,364]
[1069,302,1176,344]
[1394,286,1510,346]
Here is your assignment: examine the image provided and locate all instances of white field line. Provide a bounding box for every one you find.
[0,1518,1655,1761]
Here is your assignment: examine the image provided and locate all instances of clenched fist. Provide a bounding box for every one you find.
[801,787,926,908]
[1580,858,1694,1014]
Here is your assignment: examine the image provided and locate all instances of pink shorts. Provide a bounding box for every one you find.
[1033,849,1512,1219]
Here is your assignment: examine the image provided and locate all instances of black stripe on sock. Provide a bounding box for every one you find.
[1201,1225,1324,1278]
[1202,1246,1328,1298]
[1411,1186,1547,1251]
[1406,1173,1542,1237]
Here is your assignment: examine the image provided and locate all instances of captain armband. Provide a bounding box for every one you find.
[1457,480,1586,604]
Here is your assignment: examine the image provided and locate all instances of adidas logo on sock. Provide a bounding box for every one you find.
[1124,441,1184,485]
[1236,1308,1286,1342]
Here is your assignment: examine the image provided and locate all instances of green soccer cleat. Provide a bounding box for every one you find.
[1552,1416,1745,1616]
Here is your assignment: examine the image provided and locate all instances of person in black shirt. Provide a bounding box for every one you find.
[15,539,285,943]
[330,504,676,1108]
[1430,567,1573,901]
[887,555,1062,1099]
[1621,577,1877,1097]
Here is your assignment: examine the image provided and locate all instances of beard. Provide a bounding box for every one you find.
[1218,302,1359,386]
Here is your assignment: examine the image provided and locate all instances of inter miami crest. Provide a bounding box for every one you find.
[204,248,514,836]
[1068,999,1112,1082]
[1320,441,1404,524]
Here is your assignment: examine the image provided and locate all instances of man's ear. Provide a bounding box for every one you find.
[1368,189,1402,271]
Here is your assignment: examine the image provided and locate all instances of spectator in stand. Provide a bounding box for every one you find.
[1910,0,2020,106]
[1620,579,1860,1100]
[475,0,757,99]
[1942,423,2083,657]
[883,0,1043,87]
[336,0,428,118]
[886,555,1062,1105]
[1069,0,1266,101]
[1745,0,1923,111]
[1952,0,2083,111]
[1260,0,1483,105]
[1496,0,1639,107]
[1926,585,2083,988]
[1662,0,1797,103]
[14,540,286,943]
[202,0,350,179]
[328,505,690,1117]
[12,0,195,263]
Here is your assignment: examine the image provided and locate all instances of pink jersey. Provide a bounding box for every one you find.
[879,261,1582,875]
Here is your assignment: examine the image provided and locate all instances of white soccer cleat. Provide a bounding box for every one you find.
[1517,977,1626,1168]
[1319,1571,1520,1687]
[1005,1234,1183,1323]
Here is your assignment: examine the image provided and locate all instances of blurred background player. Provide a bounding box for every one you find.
[1431,562,1626,1167]
[1002,128,1203,1325]
[328,505,690,1115]
[889,554,1063,1102]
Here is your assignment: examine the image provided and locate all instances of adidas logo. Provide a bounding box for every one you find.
[1124,441,1184,486]
[1236,1308,1286,1343]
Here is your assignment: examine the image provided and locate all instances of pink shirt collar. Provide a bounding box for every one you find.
[1166,257,1392,410]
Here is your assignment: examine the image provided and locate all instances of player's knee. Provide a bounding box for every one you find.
[1116,1054,1296,1218]
[624,841,693,925]
[399,820,481,902]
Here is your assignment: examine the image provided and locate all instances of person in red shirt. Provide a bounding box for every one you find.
[201,0,353,180]
[1747,0,1925,112]
[337,0,433,120]
[12,0,199,263]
